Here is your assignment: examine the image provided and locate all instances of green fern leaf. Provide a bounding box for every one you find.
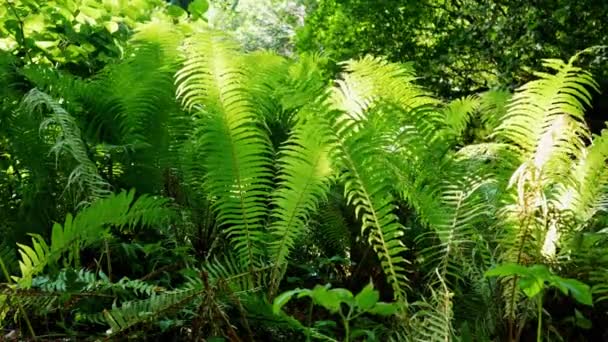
[176,31,273,269]
[267,117,333,295]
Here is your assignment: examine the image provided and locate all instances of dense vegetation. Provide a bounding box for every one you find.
[1,0,607,341]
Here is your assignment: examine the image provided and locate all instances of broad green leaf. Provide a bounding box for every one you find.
[554,278,592,306]
[167,5,186,18]
[188,0,209,19]
[272,288,306,314]
[311,286,350,313]
[368,302,398,316]
[485,263,530,278]
[311,286,337,312]
[330,288,354,306]
[518,276,543,298]
[355,283,379,310]
[527,264,553,281]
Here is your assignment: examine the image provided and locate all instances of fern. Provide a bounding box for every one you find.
[203,254,260,293]
[103,282,202,336]
[267,116,333,295]
[482,58,601,333]
[326,57,441,302]
[312,194,352,258]
[13,191,171,288]
[442,96,480,144]
[410,271,455,342]
[176,31,273,270]
[418,172,494,288]
[557,128,608,223]
[495,59,597,184]
[477,88,511,136]
[22,89,111,204]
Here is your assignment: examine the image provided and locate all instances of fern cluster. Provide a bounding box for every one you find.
[1,11,608,341]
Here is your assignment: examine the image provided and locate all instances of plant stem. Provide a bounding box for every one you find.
[537,293,543,342]
[306,300,314,342]
[343,318,350,342]
[5,1,32,63]
[104,238,112,282]
[340,307,353,342]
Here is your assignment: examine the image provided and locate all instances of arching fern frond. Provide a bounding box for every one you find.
[333,121,409,301]
[103,282,203,336]
[267,117,333,295]
[327,57,439,302]
[22,89,111,204]
[333,56,436,127]
[176,31,273,269]
[13,190,171,288]
[418,172,494,288]
[495,59,598,184]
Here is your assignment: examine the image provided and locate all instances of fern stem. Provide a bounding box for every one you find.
[105,238,112,282]
[509,197,535,340]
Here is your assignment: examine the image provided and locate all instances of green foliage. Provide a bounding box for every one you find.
[1,2,608,340]
[298,0,608,96]
[13,190,171,288]
[274,282,398,341]
[176,31,274,270]
[486,263,592,305]
[0,0,168,73]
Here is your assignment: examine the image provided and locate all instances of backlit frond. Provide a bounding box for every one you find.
[176,31,273,269]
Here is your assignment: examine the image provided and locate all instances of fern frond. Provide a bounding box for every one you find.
[442,96,480,143]
[268,117,333,295]
[103,283,202,336]
[410,271,455,342]
[312,195,352,257]
[557,128,608,223]
[495,59,597,183]
[327,57,440,302]
[590,265,608,303]
[334,125,409,301]
[477,88,511,134]
[203,255,260,293]
[22,89,111,204]
[491,59,600,322]
[13,191,171,288]
[418,172,494,287]
[176,31,273,269]
[333,56,436,127]
[14,235,50,288]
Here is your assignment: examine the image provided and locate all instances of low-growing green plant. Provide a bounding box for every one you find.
[273,282,399,341]
[486,263,593,341]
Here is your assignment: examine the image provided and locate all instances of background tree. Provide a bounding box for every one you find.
[297,0,608,97]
